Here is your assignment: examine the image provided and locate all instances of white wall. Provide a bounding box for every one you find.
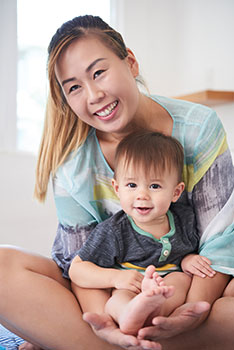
[0,152,57,257]
[0,0,17,151]
[112,0,234,97]
[0,0,233,256]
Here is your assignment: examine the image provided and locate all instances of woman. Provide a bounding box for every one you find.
[0,15,233,350]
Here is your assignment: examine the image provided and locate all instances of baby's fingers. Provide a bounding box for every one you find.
[199,256,211,265]
[129,282,142,293]
[193,257,216,278]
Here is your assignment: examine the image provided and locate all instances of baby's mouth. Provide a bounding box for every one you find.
[135,207,152,215]
[95,101,118,118]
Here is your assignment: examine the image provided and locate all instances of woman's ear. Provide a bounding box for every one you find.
[126,48,139,77]
[172,182,185,203]
[112,178,120,197]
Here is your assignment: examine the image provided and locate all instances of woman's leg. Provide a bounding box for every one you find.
[0,246,123,350]
[84,295,234,350]
[158,296,234,350]
[137,277,234,349]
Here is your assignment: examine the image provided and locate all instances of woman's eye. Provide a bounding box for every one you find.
[69,85,80,93]
[150,184,160,189]
[127,183,137,188]
[94,70,105,79]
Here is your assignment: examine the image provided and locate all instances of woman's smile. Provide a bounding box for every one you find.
[55,36,140,135]
[94,100,119,120]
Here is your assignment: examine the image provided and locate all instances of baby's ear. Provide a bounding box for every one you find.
[172,182,185,202]
[112,178,120,197]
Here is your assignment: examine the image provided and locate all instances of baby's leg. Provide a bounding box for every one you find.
[105,266,174,335]
[72,282,111,314]
[159,271,192,316]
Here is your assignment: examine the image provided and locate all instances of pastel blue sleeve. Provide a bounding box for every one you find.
[51,174,98,278]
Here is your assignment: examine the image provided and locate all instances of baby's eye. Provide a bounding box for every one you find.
[127,183,137,188]
[150,184,161,189]
[94,70,105,79]
[69,84,81,93]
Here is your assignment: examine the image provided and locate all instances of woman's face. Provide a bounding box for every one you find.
[55,36,140,136]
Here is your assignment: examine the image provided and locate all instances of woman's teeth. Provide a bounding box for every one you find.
[96,101,118,117]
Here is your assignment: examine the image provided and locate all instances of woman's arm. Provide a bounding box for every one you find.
[192,149,234,238]
[52,175,99,279]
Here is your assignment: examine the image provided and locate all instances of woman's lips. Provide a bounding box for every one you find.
[95,101,118,120]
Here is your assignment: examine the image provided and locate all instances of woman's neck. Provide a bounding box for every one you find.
[136,94,173,136]
[96,94,173,170]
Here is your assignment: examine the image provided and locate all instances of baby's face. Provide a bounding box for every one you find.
[112,161,184,231]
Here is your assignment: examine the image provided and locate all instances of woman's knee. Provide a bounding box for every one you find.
[0,245,35,272]
[0,246,21,297]
[0,245,70,301]
[211,296,234,322]
[223,277,234,297]
[207,296,234,345]
[0,245,20,271]
[0,245,66,285]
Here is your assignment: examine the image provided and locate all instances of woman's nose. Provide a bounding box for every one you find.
[87,83,105,104]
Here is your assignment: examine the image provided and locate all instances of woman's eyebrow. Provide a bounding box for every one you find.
[62,58,107,87]
[62,77,76,87]
[86,58,106,73]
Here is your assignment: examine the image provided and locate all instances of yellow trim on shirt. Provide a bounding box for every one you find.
[121,262,178,271]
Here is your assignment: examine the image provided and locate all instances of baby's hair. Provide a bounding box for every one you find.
[114,130,184,182]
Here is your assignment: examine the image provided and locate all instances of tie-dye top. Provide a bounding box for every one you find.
[52,95,234,278]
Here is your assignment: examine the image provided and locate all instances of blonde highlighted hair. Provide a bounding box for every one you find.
[34,15,129,202]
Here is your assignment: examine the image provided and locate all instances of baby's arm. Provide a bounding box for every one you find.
[69,255,143,293]
[181,253,216,278]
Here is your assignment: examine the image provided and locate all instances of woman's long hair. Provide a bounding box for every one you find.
[34,15,129,202]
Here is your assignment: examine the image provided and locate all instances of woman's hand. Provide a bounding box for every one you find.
[114,270,144,294]
[83,311,162,350]
[137,301,210,341]
[181,254,216,278]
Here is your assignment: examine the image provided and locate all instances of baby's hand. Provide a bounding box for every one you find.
[114,269,143,293]
[181,254,216,278]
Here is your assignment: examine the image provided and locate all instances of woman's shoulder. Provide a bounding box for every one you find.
[152,94,225,153]
[152,94,217,125]
[55,128,112,183]
[151,95,228,190]
[58,128,96,169]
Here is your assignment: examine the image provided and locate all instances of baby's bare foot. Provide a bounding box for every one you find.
[120,285,174,335]
[141,265,165,292]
